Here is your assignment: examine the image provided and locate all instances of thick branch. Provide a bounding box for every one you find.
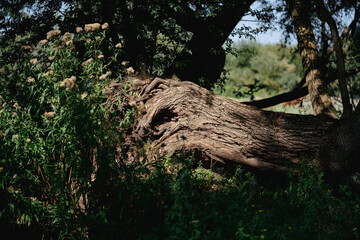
[243,86,308,108]
[315,0,352,118]
[243,67,360,109]
[114,78,345,173]
[103,77,360,183]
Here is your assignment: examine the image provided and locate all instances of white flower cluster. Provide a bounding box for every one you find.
[47,30,61,39]
[81,58,93,66]
[59,76,77,90]
[84,23,101,32]
[99,71,112,80]
[44,111,56,118]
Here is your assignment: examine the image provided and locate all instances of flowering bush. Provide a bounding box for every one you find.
[0,23,133,238]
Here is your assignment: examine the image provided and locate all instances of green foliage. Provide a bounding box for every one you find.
[216,41,303,99]
[0,23,131,238]
[85,154,360,240]
[0,0,266,89]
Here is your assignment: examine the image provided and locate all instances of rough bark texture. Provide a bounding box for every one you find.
[105,77,359,176]
[286,0,337,118]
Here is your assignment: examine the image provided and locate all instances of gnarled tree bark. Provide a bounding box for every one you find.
[286,0,337,118]
[108,77,360,180]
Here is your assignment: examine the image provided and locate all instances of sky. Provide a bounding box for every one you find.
[229,1,294,45]
[232,20,290,45]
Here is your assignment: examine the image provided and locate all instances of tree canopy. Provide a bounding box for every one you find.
[1,0,256,88]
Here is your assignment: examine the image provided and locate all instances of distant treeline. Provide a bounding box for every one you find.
[216,41,303,99]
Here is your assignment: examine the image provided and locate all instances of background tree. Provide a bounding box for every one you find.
[285,0,337,118]
[255,0,360,118]
[218,42,303,100]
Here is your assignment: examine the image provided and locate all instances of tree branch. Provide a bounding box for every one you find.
[315,0,352,118]
[242,67,360,109]
[117,77,357,176]
[242,87,308,109]
[324,7,360,60]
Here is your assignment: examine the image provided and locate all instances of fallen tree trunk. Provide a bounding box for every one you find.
[108,77,360,179]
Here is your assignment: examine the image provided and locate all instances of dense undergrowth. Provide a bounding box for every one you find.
[1,24,360,240]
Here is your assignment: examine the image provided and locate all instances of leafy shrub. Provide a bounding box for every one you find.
[0,23,132,238]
